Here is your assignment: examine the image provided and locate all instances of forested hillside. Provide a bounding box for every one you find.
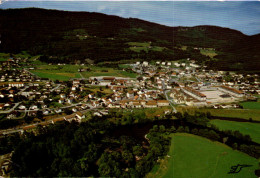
[0,8,259,71]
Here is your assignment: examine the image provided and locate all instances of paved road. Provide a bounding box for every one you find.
[50,84,61,92]
[195,76,201,82]
[18,86,29,94]
[0,102,21,114]
[0,106,96,135]
[162,81,177,113]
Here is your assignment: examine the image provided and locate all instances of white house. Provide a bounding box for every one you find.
[9,82,24,88]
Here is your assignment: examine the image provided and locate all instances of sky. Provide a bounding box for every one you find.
[1,1,260,35]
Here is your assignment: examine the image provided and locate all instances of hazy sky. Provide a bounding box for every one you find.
[1,1,260,35]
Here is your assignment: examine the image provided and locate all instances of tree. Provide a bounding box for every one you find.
[133,145,144,157]
[37,110,43,120]
[159,125,166,133]
[232,143,238,150]
[98,152,122,177]
[169,125,176,133]
[206,111,212,119]
[122,150,134,165]
[64,108,72,115]
[176,126,184,133]
[191,128,199,135]
[24,116,34,123]
[151,125,159,132]
[207,130,220,141]
[184,126,190,133]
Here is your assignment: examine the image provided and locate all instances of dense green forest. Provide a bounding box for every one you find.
[1,8,260,71]
[1,111,260,177]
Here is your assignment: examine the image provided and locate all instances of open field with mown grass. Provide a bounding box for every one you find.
[240,101,260,110]
[31,64,81,81]
[81,66,137,78]
[200,48,217,58]
[147,133,259,178]
[31,64,137,81]
[85,86,114,97]
[210,119,260,144]
[127,42,165,53]
[177,107,260,121]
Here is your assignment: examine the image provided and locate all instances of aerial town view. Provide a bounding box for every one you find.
[0,1,260,177]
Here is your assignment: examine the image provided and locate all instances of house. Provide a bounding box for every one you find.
[157,100,170,107]
[60,93,66,98]
[67,97,74,104]
[115,96,121,101]
[218,86,244,97]
[9,82,24,88]
[43,110,49,115]
[127,91,135,98]
[145,100,157,108]
[171,72,177,77]
[93,112,102,117]
[29,105,38,110]
[181,87,206,101]
[18,105,26,110]
[71,85,77,91]
[55,109,62,113]
[88,93,95,99]
[143,61,148,67]
[0,104,4,110]
[132,102,142,108]
[103,77,115,81]
[52,117,65,123]
[76,111,85,120]
[59,98,65,104]
[73,80,80,85]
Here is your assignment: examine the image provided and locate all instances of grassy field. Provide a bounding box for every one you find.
[85,86,114,97]
[210,120,260,144]
[200,49,217,58]
[177,107,260,121]
[147,133,259,178]
[128,42,165,53]
[81,66,137,78]
[31,64,81,81]
[31,64,137,81]
[240,102,260,110]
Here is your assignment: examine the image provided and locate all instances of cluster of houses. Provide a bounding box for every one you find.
[0,56,259,130]
[132,60,259,107]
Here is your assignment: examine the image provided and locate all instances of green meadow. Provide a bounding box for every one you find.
[200,48,217,58]
[31,64,137,81]
[211,119,260,144]
[128,42,165,53]
[240,101,260,110]
[31,64,81,81]
[148,133,259,178]
[177,107,260,121]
